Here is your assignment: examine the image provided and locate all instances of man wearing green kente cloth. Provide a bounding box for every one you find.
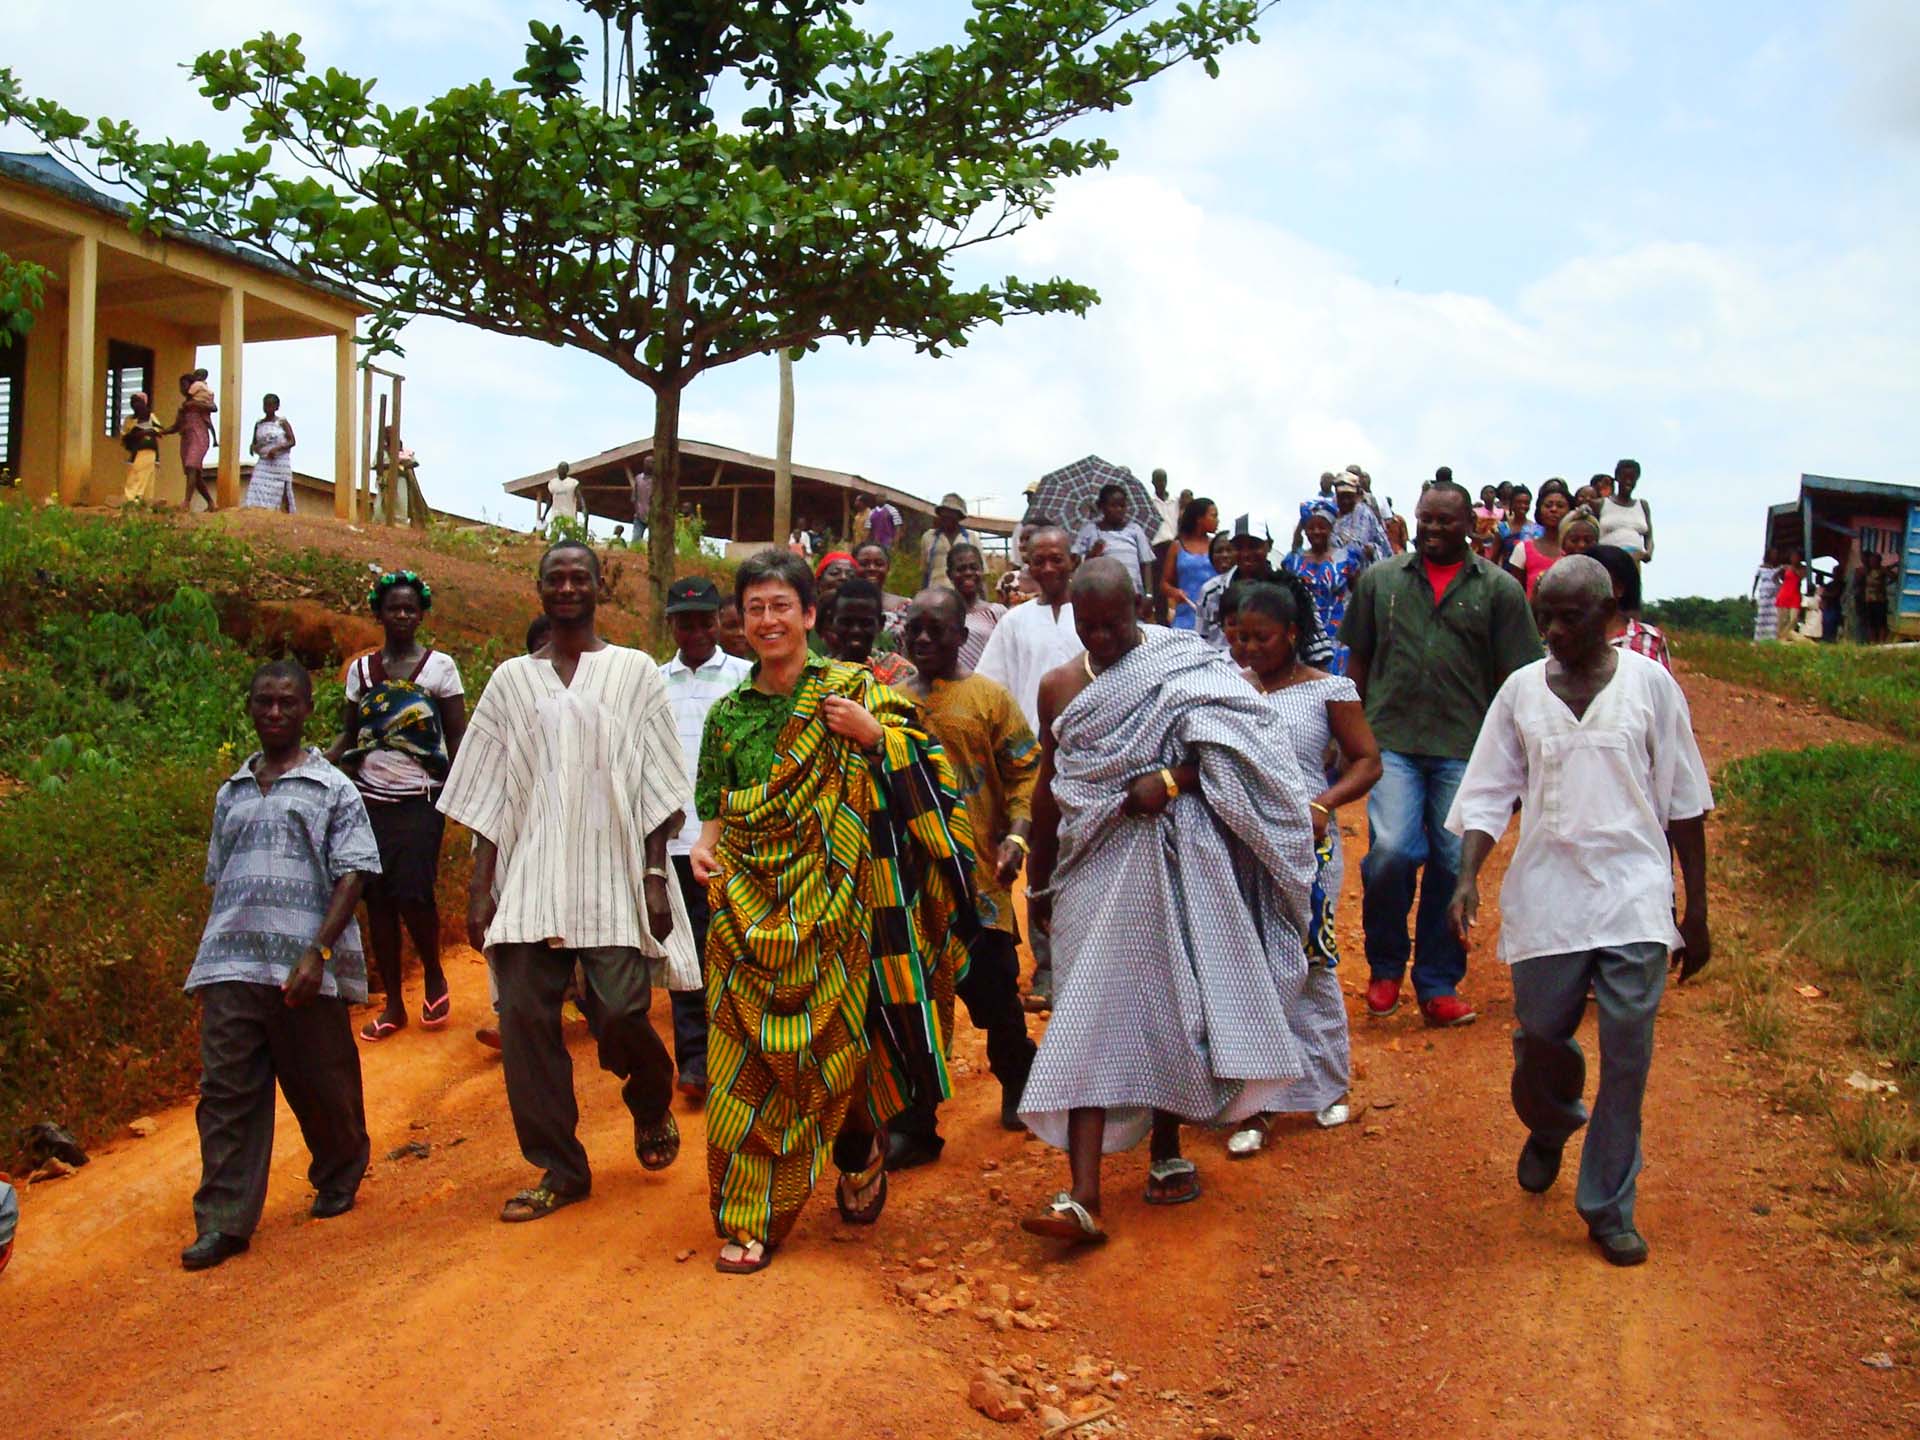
[690,550,978,1275]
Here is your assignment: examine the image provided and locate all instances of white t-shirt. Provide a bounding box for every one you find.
[1070,520,1157,591]
[1445,650,1713,965]
[344,649,465,800]
[547,473,581,521]
[973,599,1083,736]
[1597,497,1650,556]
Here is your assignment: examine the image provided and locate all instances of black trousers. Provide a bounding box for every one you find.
[493,943,675,1194]
[892,930,1037,1145]
[667,855,711,1083]
[192,981,369,1239]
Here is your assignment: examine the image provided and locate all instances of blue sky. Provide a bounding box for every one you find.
[4,0,1917,597]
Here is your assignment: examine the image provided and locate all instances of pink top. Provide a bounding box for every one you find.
[1516,540,1556,597]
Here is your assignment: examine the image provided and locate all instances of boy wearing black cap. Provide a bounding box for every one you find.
[661,576,752,1100]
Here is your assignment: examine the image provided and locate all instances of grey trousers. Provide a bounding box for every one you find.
[1510,942,1668,1237]
[493,943,674,1194]
[192,981,369,1239]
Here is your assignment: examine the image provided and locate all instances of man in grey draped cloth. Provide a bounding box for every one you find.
[1019,559,1320,1245]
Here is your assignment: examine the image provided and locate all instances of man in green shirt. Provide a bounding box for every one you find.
[1339,480,1541,1029]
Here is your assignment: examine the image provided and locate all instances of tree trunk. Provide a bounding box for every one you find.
[647,381,682,624]
[773,346,795,553]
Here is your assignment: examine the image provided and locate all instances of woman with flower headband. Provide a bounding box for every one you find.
[327,570,467,1039]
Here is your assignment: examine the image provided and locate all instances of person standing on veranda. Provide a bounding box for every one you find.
[167,369,217,512]
[243,394,297,512]
[1447,557,1712,1267]
[974,526,1085,1005]
[1340,481,1541,1029]
[438,539,701,1224]
[660,575,753,1104]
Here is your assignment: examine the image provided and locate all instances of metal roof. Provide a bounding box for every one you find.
[1797,472,1920,504]
[0,150,367,311]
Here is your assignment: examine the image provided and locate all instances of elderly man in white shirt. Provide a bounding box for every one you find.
[659,575,752,1102]
[973,524,1083,1003]
[1445,556,1712,1269]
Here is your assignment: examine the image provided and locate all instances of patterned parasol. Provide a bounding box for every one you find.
[1028,455,1165,542]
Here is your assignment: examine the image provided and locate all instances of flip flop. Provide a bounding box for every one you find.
[358,1017,402,1043]
[1020,1192,1108,1245]
[715,1238,775,1274]
[635,1111,680,1172]
[1144,1157,1201,1206]
[420,992,451,1031]
[499,1184,587,1223]
[835,1143,889,1226]
[1226,1117,1269,1159]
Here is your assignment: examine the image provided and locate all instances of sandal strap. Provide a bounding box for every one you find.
[1046,1193,1099,1233]
[1147,1157,1197,1182]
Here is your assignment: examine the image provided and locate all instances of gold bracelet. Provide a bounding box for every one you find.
[1160,767,1180,800]
[1005,834,1030,853]
[1309,802,1331,817]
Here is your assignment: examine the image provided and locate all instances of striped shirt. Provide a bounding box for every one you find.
[189,748,381,1002]
[436,646,701,987]
[662,647,751,855]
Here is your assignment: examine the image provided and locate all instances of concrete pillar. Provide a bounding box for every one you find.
[334,329,356,520]
[216,286,245,509]
[57,234,98,505]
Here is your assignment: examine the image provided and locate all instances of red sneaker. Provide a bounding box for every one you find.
[1420,994,1479,1028]
[1365,978,1401,1018]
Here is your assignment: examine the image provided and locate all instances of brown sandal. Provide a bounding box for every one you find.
[500,1184,587,1223]
[635,1111,679,1172]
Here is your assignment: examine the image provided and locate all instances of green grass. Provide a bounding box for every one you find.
[1672,630,1920,741]
[1720,743,1920,1071]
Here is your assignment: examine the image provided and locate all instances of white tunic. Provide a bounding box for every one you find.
[1444,650,1713,965]
[437,646,700,988]
[973,598,1084,737]
[547,473,581,522]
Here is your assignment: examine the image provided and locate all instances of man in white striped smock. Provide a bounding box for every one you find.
[438,539,703,1224]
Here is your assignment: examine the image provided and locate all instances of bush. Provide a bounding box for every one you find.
[0,762,218,1170]
[0,497,365,629]
[1643,595,1752,638]
[1672,631,1920,741]
[1718,744,1920,1070]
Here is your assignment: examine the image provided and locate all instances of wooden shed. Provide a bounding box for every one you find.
[503,436,1015,555]
[1764,473,1919,636]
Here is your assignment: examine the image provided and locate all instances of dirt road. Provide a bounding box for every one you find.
[8,667,1916,1438]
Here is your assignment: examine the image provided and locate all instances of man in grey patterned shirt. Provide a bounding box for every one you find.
[182,660,381,1272]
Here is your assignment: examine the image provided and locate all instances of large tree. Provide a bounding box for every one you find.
[1,1,1272,605]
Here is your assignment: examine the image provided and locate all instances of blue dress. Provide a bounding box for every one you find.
[1170,541,1216,630]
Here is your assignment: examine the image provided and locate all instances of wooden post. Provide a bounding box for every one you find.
[57,234,98,505]
[387,374,404,526]
[359,365,374,519]
[333,329,355,520]
[773,347,794,549]
[373,392,389,523]
[216,286,245,509]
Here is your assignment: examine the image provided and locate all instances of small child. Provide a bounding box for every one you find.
[120,392,162,503]
[182,660,381,1272]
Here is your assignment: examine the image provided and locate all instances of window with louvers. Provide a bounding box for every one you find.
[0,336,22,474]
[103,339,153,436]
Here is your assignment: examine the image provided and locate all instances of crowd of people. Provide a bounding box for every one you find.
[175,463,1717,1285]
[1754,545,1897,645]
[119,377,306,512]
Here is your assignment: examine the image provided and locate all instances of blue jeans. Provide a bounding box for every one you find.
[1361,751,1469,1000]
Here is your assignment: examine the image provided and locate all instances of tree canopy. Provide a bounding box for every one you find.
[0,0,1272,603]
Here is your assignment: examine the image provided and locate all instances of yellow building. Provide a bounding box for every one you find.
[0,151,365,514]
